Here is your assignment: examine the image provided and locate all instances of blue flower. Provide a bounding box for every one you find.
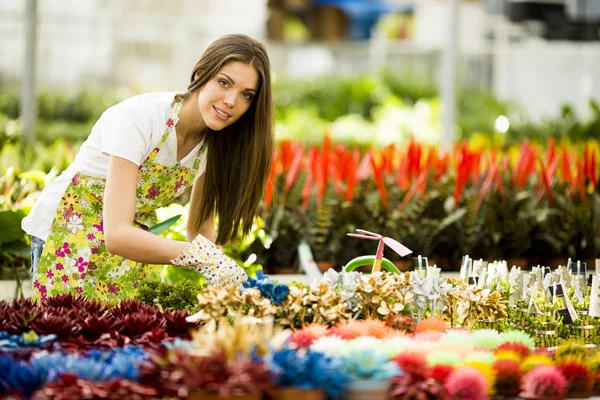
[7,358,50,396]
[0,331,56,352]
[50,357,116,382]
[342,349,401,380]
[109,354,139,381]
[243,270,290,305]
[272,284,290,305]
[267,347,350,398]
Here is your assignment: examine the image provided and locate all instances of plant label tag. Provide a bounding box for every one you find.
[460,255,471,282]
[589,275,600,318]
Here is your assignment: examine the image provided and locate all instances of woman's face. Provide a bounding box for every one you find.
[197,61,259,131]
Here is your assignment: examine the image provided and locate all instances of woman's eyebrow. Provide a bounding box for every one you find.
[218,73,256,92]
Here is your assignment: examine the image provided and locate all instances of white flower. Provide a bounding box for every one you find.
[380,337,417,358]
[310,335,349,358]
[66,215,84,234]
[77,247,92,259]
[322,269,340,286]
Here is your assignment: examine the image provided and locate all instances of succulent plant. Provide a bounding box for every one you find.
[162,309,199,338]
[30,310,81,341]
[116,312,165,340]
[78,313,123,339]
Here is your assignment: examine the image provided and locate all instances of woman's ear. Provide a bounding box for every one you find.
[194,71,200,81]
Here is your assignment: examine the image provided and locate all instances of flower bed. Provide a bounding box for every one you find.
[2,260,600,399]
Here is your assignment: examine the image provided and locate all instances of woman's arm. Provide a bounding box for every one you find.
[103,155,187,263]
[187,173,217,243]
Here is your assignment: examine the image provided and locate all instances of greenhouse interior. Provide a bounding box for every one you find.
[1,0,600,399]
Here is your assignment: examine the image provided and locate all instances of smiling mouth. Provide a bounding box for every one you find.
[213,106,231,120]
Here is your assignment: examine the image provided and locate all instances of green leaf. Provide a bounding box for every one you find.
[0,210,27,245]
[148,215,181,235]
[18,170,46,184]
[2,241,30,259]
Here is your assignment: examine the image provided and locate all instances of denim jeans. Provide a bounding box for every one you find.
[30,235,45,278]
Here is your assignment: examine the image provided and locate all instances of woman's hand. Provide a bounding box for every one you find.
[171,233,247,286]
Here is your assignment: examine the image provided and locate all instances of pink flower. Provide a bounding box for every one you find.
[55,242,71,257]
[145,186,161,200]
[39,285,47,294]
[55,263,64,270]
[166,119,174,127]
[34,280,41,289]
[74,257,88,272]
[87,233,96,241]
[445,367,488,400]
[91,247,99,255]
[46,271,54,279]
[520,366,566,399]
[76,287,83,294]
[62,276,69,283]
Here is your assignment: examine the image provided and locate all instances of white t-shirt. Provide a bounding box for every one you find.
[22,92,208,241]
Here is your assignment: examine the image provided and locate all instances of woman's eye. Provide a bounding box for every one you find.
[243,93,253,100]
[219,80,228,87]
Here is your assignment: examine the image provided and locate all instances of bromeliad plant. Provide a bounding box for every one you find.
[261,136,599,269]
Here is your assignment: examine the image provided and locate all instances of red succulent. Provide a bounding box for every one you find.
[162,309,199,338]
[32,373,158,399]
[389,376,450,400]
[117,312,165,339]
[44,293,83,309]
[78,312,123,338]
[138,349,188,398]
[180,350,274,396]
[110,300,156,318]
[75,297,108,316]
[8,299,41,334]
[30,310,81,340]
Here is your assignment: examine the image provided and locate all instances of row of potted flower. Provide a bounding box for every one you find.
[2,313,600,399]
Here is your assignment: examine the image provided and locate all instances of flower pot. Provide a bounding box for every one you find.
[188,391,261,400]
[392,260,411,272]
[316,261,334,273]
[274,266,299,274]
[506,258,528,269]
[275,388,324,400]
[346,379,391,400]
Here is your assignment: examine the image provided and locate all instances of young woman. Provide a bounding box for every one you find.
[22,34,274,301]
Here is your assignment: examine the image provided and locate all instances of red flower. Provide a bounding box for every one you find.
[145,186,161,200]
[493,359,522,397]
[394,352,430,381]
[431,364,454,384]
[557,361,593,396]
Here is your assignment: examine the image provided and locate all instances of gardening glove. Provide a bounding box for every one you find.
[170,234,247,286]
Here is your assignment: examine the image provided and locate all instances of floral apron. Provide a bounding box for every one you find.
[31,99,204,302]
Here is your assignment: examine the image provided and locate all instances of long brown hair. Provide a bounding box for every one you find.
[179,34,274,245]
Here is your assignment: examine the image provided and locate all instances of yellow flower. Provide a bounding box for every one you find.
[463,360,496,395]
[68,230,88,248]
[521,354,553,373]
[495,350,521,363]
